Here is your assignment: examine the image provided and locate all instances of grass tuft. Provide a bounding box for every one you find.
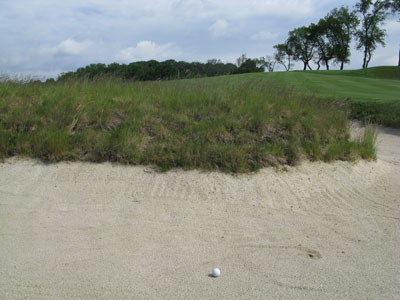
[357,125,377,160]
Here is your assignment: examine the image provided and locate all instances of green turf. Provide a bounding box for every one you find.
[249,66,400,127]
[314,66,400,80]
[254,66,399,101]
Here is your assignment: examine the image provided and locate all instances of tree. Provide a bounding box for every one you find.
[309,20,335,70]
[355,0,388,69]
[256,56,276,72]
[384,0,400,16]
[236,54,248,67]
[273,43,294,71]
[234,58,264,74]
[324,7,359,70]
[287,26,315,71]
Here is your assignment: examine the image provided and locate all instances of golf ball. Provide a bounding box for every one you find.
[212,268,221,277]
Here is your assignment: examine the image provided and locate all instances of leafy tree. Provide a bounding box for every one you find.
[273,43,294,71]
[157,61,179,79]
[57,59,239,82]
[309,20,335,70]
[384,0,400,16]
[256,56,276,72]
[207,58,222,65]
[324,7,359,70]
[234,59,264,74]
[236,54,248,67]
[287,26,315,71]
[45,78,56,84]
[355,0,388,69]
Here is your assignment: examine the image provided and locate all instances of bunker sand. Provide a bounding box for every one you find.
[0,126,399,299]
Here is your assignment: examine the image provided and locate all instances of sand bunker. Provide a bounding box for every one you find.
[0,125,399,299]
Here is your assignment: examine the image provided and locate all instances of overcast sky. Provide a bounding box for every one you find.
[1,0,399,78]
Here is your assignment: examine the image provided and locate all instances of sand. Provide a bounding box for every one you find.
[0,125,399,299]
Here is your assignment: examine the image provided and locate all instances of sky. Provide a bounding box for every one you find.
[0,0,399,79]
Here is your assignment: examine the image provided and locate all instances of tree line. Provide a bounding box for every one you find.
[272,0,399,71]
[56,57,264,82]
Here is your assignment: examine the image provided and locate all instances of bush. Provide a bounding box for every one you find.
[350,100,400,128]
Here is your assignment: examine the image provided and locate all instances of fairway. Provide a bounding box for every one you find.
[248,66,400,127]
[273,72,399,101]
[254,66,400,102]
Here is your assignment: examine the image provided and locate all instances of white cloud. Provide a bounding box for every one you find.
[8,56,29,65]
[172,0,315,19]
[116,41,181,62]
[39,39,93,56]
[56,39,92,55]
[385,20,400,33]
[209,19,230,39]
[384,55,399,65]
[1,0,398,75]
[251,31,278,41]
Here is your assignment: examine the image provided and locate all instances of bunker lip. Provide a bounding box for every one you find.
[0,125,399,299]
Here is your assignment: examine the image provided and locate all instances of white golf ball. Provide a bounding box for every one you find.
[212,268,221,277]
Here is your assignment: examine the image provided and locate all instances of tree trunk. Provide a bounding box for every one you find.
[366,49,372,69]
[325,61,330,70]
[398,47,400,67]
[362,47,368,69]
[303,62,307,71]
[307,64,312,71]
[340,61,344,70]
[316,60,321,70]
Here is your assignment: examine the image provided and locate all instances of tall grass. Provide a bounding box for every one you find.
[0,76,376,172]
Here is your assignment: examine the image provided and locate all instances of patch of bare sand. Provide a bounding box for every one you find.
[0,126,399,299]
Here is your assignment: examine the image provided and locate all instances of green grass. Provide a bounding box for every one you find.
[0,76,376,172]
[314,66,400,80]
[251,66,400,127]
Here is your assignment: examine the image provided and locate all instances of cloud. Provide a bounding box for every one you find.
[251,31,278,41]
[385,19,400,34]
[384,55,399,65]
[3,55,31,66]
[172,0,315,19]
[1,0,398,76]
[40,39,93,56]
[209,19,230,39]
[116,41,181,62]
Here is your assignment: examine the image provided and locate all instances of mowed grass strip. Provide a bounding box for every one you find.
[252,66,400,127]
[0,76,376,172]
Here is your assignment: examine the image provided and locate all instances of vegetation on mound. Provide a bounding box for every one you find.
[0,77,376,172]
[350,100,400,127]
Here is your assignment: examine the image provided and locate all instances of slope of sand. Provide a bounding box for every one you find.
[0,126,399,299]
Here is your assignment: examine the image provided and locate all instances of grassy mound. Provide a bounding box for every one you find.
[0,76,375,172]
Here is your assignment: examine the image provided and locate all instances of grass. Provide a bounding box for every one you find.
[0,75,377,172]
[251,66,400,127]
